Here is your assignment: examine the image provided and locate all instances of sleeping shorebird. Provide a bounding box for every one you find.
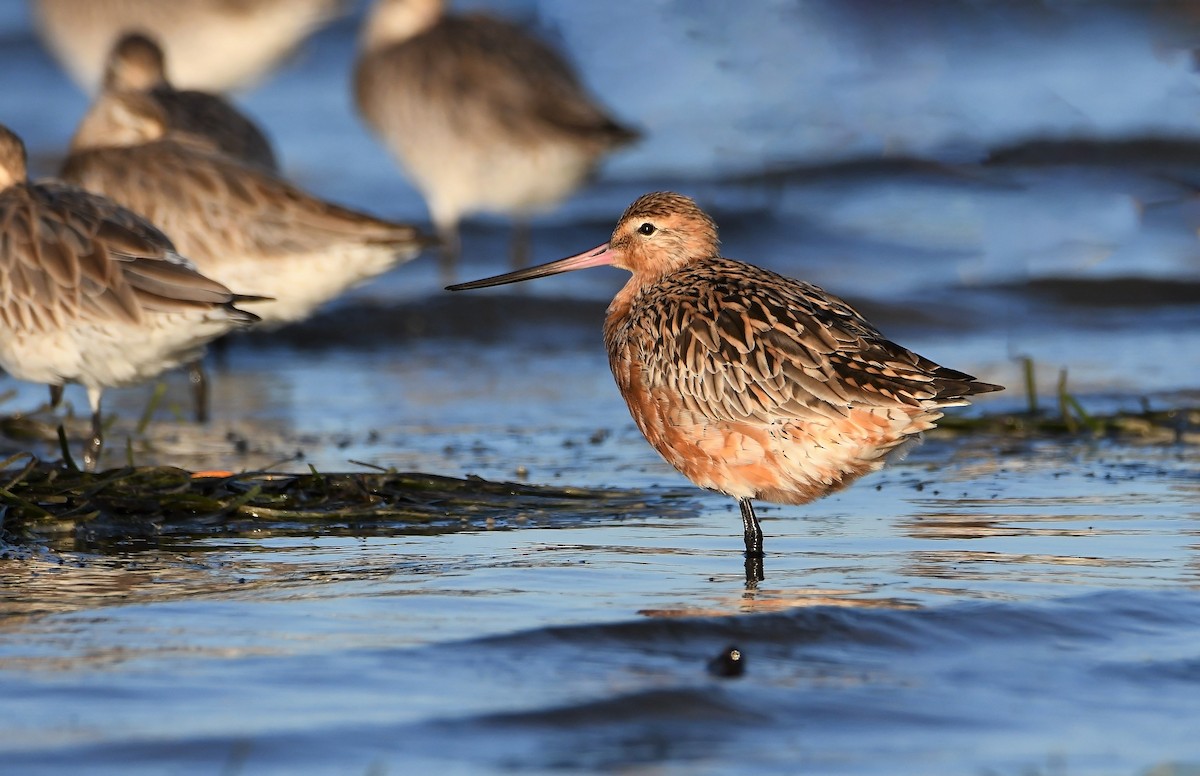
[0,124,259,470]
[31,0,349,93]
[100,32,278,173]
[450,192,1003,583]
[61,91,435,420]
[354,0,639,276]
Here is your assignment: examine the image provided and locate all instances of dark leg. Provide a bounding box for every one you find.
[49,385,68,460]
[187,359,210,424]
[209,335,231,371]
[739,498,765,587]
[739,498,764,557]
[510,219,531,269]
[437,222,461,285]
[744,554,764,588]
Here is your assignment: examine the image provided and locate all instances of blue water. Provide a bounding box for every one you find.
[2,2,1200,774]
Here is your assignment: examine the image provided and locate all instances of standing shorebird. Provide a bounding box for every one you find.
[100,32,278,173]
[0,124,259,470]
[31,0,349,93]
[449,192,1003,582]
[354,0,639,275]
[61,91,435,420]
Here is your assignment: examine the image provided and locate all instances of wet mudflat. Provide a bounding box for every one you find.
[2,2,1200,774]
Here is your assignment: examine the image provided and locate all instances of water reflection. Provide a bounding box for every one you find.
[640,590,920,619]
[901,549,1152,587]
[0,550,231,624]
[900,510,1118,539]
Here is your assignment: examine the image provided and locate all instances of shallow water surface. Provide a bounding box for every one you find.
[1,2,1200,774]
[2,440,1199,774]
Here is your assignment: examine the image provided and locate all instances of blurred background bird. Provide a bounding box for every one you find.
[99,31,279,172]
[30,0,351,93]
[354,0,639,278]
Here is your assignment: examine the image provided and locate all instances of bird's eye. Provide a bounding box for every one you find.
[637,222,657,236]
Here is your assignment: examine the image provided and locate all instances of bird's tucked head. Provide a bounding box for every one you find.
[103,33,169,92]
[0,125,28,190]
[69,91,169,152]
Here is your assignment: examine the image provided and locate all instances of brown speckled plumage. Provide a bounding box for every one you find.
[606,254,993,505]
[101,32,278,172]
[0,124,258,469]
[449,192,1002,576]
[0,181,251,327]
[62,90,434,327]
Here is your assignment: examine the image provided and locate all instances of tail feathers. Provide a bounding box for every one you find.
[225,293,275,326]
[223,300,262,327]
[929,364,1004,402]
[966,380,1005,395]
[602,119,641,148]
[365,226,440,256]
[231,293,273,306]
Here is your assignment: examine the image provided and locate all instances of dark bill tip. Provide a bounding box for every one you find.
[445,243,615,292]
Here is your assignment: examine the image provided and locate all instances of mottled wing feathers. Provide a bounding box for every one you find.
[0,181,246,332]
[2,183,146,329]
[622,258,996,425]
[61,142,424,260]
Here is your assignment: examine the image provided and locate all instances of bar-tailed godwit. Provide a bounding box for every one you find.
[450,192,1003,582]
[354,0,638,275]
[63,91,434,327]
[32,0,348,93]
[61,91,435,420]
[0,124,259,470]
[100,32,278,173]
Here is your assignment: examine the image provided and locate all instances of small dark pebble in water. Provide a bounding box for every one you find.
[707,645,746,678]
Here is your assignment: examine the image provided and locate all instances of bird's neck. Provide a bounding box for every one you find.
[0,164,20,190]
[603,276,641,342]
